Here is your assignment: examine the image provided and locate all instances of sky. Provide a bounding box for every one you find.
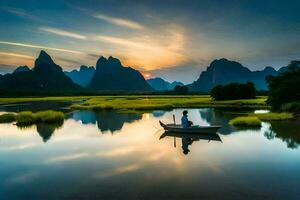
[0,0,300,83]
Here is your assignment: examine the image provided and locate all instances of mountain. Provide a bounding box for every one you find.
[147,77,184,91]
[88,56,152,92]
[65,65,95,87]
[188,58,278,92]
[0,50,81,93]
[13,65,30,73]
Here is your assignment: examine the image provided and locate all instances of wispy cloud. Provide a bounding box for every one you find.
[39,27,87,40]
[94,14,144,30]
[45,153,89,164]
[0,52,34,59]
[92,27,187,70]
[0,41,84,54]
[2,7,41,22]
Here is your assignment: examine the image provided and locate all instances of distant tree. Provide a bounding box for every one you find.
[211,82,256,100]
[266,60,300,110]
[173,85,189,94]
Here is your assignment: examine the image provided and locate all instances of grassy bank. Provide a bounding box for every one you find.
[0,110,65,126]
[0,95,268,111]
[230,112,294,127]
[69,95,268,111]
[0,96,88,105]
[229,116,262,127]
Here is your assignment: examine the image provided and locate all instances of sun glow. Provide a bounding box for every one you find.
[143,73,151,79]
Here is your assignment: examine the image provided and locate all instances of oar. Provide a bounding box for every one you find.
[174,136,176,148]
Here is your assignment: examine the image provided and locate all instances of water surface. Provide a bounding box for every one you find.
[0,108,299,199]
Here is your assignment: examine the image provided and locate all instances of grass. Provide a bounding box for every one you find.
[0,95,268,111]
[0,110,66,126]
[229,116,262,127]
[230,112,294,128]
[68,95,268,111]
[0,96,88,105]
[254,112,294,120]
[0,113,17,123]
[16,111,36,126]
[34,110,65,123]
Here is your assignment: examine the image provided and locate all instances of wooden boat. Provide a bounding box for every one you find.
[159,121,221,134]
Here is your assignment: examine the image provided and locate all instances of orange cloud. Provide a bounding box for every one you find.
[93,26,187,70]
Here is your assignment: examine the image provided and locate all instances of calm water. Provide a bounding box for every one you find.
[0,108,300,199]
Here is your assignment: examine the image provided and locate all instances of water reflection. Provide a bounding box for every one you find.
[17,122,63,142]
[264,119,300,149]
[198,108,238,134]
[69,110,142,133]
[1,108,300,199]
[160,132,222,155]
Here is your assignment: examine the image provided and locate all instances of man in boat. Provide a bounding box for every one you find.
[181,110,193,128]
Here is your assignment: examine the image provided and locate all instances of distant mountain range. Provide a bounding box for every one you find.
[88,56,152,92]
[188,58,283,92]
[147,77,183,91]
[0,50,81,93]
[65,65,95,87]
[0,51,290,94]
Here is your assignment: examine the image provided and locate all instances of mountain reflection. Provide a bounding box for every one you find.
[198,108,239,135]
[70,110,142,133]
[17,122,63,143]
[36,122,63,142]
[160,132,222,155]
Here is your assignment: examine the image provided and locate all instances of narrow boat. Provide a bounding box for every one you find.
[159,121,221,134]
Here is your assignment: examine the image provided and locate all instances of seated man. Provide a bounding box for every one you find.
[181,110,193,128]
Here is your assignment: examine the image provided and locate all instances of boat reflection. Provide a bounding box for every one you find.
[159,132,222,155]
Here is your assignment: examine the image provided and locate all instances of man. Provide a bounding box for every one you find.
[181,110,193,128]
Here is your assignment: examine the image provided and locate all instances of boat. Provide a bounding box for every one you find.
[159,121,221,134]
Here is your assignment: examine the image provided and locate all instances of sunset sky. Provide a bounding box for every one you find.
[0,0,300,83]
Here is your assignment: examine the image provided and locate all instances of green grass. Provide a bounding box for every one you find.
[0,95,268,110]
[16,111,36,126]
[230,112,294,128]
[68,95,268,111]
[0,95,269,112]
[254,112,294,120]
[229,116,262,127]
[0,113,17,123]
[0,96,89,105]
[13,110,65,126]
[34,110,65,123]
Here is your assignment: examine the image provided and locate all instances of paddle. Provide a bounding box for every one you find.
[174,136,176,148]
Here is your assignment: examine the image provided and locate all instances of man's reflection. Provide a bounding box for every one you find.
[160,132,222,155]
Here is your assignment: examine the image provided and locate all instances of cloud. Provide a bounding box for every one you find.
[0,52,34,69]
[45,153,89,164]
[147,60,204,84]
[39,27,87,40]
[0,64,15,74]
[2,7,42,22]
[0,41,84,54]
[0,52,34,59]
[0,143,37,151]
[6,171,39,185]
[94,14,144,30]
[92,27,187,70]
